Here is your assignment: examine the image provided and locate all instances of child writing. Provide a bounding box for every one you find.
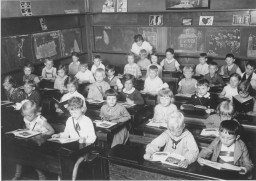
[41,58,57,82]
[151,88,177,127]
[177,66,197,95]
[68,52,80,76]
[131,34,152,57]
[204,62,225,87]
[144,111,199,168]
[54,64,68,93]
[75,63,95,84]
[119,74,144,105]
[13,100,54,180]
[52,97,96,144]
[3,75,24,103]
[219,73,240,100]
[195,53,209,76]
[146,53,162,78]
[91,55,105,75]
[23,80,41,106]
[104,64,123,91]
[100,89,131,148]
[160,48,180,72]
[123,53,142,79]
[87,68,110,100]
[204,100,234,128]
[219,53,242,77]
[137,49,151,70]
[23,63,40,86]
[141,65,163,95]
[198,120,254,176]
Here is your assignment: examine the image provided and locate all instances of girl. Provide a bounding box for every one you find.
[119,74,144,105]
[2,75,24,103]
[68,52,80,76]
[13,100,54,180]
[219,73,241,100]
[152,88,177,126]
[160,48,180,72]
[146,53,162,78]
[204,100,234,128]
[177,66,197,95]
[54,64,68,93]
[23,63,40,86]
[41,58,57,82]
[100,89,131,148]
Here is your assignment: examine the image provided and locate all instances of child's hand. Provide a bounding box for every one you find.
[239,167,247,175]
[205,109,214,114]
[197,158,205,166]
[117,74,123,79]
[178,159,189,168]
[143,153,152,160]
[52,134,60,138]
[145,145,159,154]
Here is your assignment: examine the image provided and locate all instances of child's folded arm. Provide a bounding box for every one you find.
[183,134,199,164]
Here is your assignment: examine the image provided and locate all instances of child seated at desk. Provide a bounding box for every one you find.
[23,63,40,87]
[3,75,24,103]
[204,62,225,87]
[13,100,54,180]
[52,97,96,144]
[75,63,95,84]
[146,53,162,78]
[41,58,57,82]
[123,53,142,79]
[177,66,197,95]
[91,54,105,75]
[241,61,256,90]
[219,73,240,100]
[160,48,180,72]
[68,52,80,76]
[54,64,68,93]
[104,64,123,92]
[119,74,144,105]
[22,80,41,106]
[144,111,199,168]
[198,120,254,176]
[195,53,209,76]
[219,53,242,77]
[137,49,151,70]
[204,100,234,128]
[100,89,131,148]
[141,65,163,95]
[87,68,110,100]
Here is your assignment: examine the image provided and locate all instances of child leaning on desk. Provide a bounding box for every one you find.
[198,120,254,177]
[100,89,131,148]
[52,97,96,144]
[219,73,240,101]
[177,66,197,95]
[13,100,54,180]
[23,63,40,87]
[144,111,199,168]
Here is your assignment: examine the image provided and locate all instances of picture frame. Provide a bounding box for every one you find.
[166,0,210,10]
[182,18,192,26]
[149,15,164,26]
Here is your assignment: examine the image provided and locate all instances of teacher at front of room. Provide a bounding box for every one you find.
[131,34,153,57]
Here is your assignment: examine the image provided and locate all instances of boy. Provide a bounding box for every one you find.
[144,111,199,168]
[123,53,142,79]
[75,63,95,84]
[23,80,41,106]
[68,52,80,76]
[104,65,123,91]
[195,53,209,76]
[91,55,105,75]
[220,53,242,77]
[241,61,256,90]
[177,66,197,95]
[198,120,254,176]
[137,49,151,70]
[41,58,57,82]
[160,48,180,72]
[141,65,163,95]
[87,68,110,100]
[146,53,162,78]
[204,62,225,87]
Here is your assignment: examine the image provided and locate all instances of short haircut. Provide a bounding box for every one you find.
[44,58,53,64]
[246,61,256,69]
[80,63,88,68]
[165,48,174,54]
[64,76,79,89]
[95,68,106,77]
[167,111,185,128]
[105,89,118,97]
[149,65,158,72]
[139,49,148,56]
[58,64,67,74]
[200,53,207,58]
[183,66,194,73]
[208,61,218,68]
[3,75,17,88]
[122,73,135,85]
[94,54,101,59]
[23,79,36,87]
[67,97,85,111]
[21,100,39,115]
[158,88,174,103]
[105,64,115,72]
[71,52,79,57]
[217,100,234,118]
[226,53,235,59]
[237,81,252,95]
[219,119,240,136]
[229,73,241,81]
[197,79,210,87]
[127,52,135,58]
[24,63,35,72]
[134,34,144,42]
[151,52,158,57]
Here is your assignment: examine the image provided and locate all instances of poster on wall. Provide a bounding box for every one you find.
[199,16,214,26]
[102,0,116,12]
[149,15,164,26]
[232,14,250,26]
[20,1,32,16]
[117,0,127,12]
[166,0,210,9]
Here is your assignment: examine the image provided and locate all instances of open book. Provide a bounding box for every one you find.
[150,152,186,168]
[175,93,192,98]
[48,137,79,144]
[200,128,219,137]
[233,97,254,113]
[86,99,105,104]
[6,129,41,138]
[94,120,117,129]
[52,98,69,114]
[200,158,241,171]
[119,102,136,108]
[146,120,167,129]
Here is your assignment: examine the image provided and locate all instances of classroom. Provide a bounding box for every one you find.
[1,0,256,180]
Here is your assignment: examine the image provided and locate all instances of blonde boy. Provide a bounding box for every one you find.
[195,53,209,76]
[137,49,151,70]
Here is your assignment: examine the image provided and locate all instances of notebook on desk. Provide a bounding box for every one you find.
[182,104,207,117]
[233,97,254,113]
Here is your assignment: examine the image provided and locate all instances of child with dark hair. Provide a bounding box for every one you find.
[204,62,225,87]
[160,48,180,71]
[54,64,68,93]
[131,34,152,56]
[41,58,57,81]
[198,120,254,177]
[23,63,40,86]
[146,53,162,78]
[68,52,80,76]
[3,75,24,103]
[91,55,105,75]
[241,61,256,90]
[123,53,142,78]
[220,53,242,77]
[23,80,41,106]
[104,64,123,91]
[219,73,240,100]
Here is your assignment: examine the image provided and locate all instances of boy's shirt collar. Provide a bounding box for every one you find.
[166,128,189,140]
[165,58,175,64]
[123,87,135,94]
[196,92,210,98]
[108,75,115,80]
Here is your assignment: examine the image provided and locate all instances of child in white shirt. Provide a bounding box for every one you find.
[68,52,80,76]
[177,66,197,95]
[91,55,105,75]
[219,73,241,100]
[195,53,209,76]
[146,53,162,78]
[75,63,95,84]
[131,34,152,57]
[54,64,68,93]
[41,58,57,81]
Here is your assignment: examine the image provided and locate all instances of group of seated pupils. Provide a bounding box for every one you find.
[3,46,256,179]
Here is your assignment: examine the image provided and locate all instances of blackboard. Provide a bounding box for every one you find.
[247,29,256,58]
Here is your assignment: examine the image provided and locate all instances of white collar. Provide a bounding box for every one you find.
[24,115,39,125]
[196,92,210,98]
[123,87,135,94]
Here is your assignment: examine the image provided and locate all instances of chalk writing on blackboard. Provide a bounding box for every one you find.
[206,28,240,56]
[247,33,256,58]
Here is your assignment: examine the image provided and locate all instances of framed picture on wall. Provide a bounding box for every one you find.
[166,0,210,9]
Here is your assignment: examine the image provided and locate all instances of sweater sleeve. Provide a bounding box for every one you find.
[183,133,199,164]
[112,106,131,123]
[145,131,168,154]
[239,141,254,173]
[133,90,144,105]
[199,138,218,160]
